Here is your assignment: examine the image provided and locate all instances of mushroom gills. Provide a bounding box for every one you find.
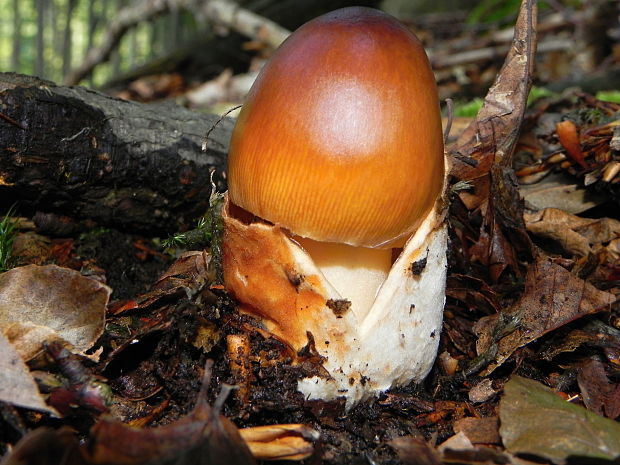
[293,237,392,322]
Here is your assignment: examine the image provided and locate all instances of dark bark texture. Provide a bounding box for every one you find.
[0,73,233,234]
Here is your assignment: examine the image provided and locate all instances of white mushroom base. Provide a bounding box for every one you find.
[223,200,447,408]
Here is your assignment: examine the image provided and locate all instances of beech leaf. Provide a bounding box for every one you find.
[0,264,110,358]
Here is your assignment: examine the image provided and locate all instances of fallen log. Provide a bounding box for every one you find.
[0,73,232,234]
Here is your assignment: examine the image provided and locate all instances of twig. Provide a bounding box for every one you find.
[443,98,454,145]
[202,104,242,152]
[65,0,290,86]
[64,0,180,85]
[0,111,26,130]
[430,38,565,69]
[201,0,290,50]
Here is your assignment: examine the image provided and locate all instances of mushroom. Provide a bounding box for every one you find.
[222,6,448,407]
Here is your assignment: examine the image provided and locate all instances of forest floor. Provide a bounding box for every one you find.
[0,1,619,464]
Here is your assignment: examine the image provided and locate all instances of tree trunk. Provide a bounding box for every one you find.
[86,0,99,86]
[35,0,45,78]
[11,0,21,71]
[111,0,126,76]
[62,0,78,79]
[168,6,180,52]
[0,73,233,234]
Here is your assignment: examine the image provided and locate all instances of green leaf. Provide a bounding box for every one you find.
[500,376,620,463]
[596,90,620,104]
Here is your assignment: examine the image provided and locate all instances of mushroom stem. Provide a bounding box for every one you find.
[293,237,392,322]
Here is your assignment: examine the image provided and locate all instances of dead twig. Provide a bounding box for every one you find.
[65,0,180,85]
[202,0,290,50]
[65,0,290,86]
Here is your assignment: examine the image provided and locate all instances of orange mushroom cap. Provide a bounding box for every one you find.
[227,7,444,248]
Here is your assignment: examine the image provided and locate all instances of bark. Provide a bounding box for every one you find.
[0,73,233,234]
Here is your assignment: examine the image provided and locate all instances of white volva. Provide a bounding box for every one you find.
[223,199,447,408]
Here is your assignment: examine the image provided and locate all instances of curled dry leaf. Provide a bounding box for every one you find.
[448,0,538,282]
[4,321,65,361]
[0,332,59,416]
[450,0,537,175]
[239,424,319,461]
[109,250,212,316]
[0,265,110,359]
[525,208,620,258]
[474,257,616,375]
[555,120,588,170]
[500,376,620,463]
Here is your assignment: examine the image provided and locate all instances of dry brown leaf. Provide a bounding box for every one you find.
[577,358,620,419]
[449,0,538,281]
[519,173,606,214]
[391,432,544,465]
[389,436,443,465]
[525,208,620,257]
[0,332,58,416]
[475,257,616,374]
[0,265,110,359]
[468,378,498,403]
[4,321,65,360]
[450,0,537,176]
[453,417,501,444]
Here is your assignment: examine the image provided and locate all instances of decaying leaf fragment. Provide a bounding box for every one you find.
[500,376,620,463]
[390,431,536,465]
[450,0,537,173]
[0,332,59,416]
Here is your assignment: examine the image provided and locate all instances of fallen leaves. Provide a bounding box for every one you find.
[0,265,110,416]
[1,362,318,465]
[500,376,620,463]
[448,0,538,284]
[525,207,620,258]
[474,257,616,375]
